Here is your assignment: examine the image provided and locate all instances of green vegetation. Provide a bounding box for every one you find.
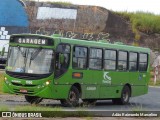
[148,79,160,86]
[115,11,160,46]
[0,72,4,93]
[0,105,9,111]
[14,105,62,111]
[0,105,91,117]
[115,11,160,35]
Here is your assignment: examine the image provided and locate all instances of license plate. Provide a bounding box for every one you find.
[20,89,28,93]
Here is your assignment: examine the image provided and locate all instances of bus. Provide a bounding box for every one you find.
[3,34,150,107]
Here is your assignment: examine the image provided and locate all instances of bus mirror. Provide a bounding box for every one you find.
[1,47,5,56]
[59,53,65,64]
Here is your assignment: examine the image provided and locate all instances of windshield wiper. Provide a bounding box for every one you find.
[30,47,42,60]
[18,46,26,58]
[29,47,42,66]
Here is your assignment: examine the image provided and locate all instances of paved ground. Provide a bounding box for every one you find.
[0,87,160,118]
[0,87,160,110]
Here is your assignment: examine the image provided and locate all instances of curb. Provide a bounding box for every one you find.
[149,86,160,88]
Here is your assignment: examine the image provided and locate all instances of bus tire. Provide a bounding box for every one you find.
[82,99,97,105]
[25,95,43,104]
[112,85,130,105]
[60,86,80,107]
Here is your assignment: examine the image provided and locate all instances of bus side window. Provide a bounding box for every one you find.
[118,51,128,71]
[89,48,102,70]
[73,46,88,69]
[129,52,138,71]
[55,44,70,78]
[104,49,116,70]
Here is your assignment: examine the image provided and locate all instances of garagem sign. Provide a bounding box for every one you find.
[18,38,46,45]
[10,36,54,46]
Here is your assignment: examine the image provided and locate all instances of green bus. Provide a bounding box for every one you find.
[3,34,150,106]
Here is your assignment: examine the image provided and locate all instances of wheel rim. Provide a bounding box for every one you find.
[123,90,129,102]
[69,91,77,102]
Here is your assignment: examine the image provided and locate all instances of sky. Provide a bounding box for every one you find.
[34,0,160,15]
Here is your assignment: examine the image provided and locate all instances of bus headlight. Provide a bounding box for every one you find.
[4,78,9,84]
[45,81,51,85]
[4,77,7,81]
[37,80,51,89]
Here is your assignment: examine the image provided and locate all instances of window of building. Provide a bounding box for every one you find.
[139,53,148,71]
[104,50,116,70]
[118,51,128,70]
[73,46,88,69]
[89,48,102,70]
[129,52,138,71]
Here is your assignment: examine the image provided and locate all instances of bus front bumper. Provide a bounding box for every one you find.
[3,80,70,99]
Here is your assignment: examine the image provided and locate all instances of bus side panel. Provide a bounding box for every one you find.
[110,72,130,98]
[100,85,123,99]
[130,72,149,97]
[129,72,141,97]
[100,71,122,99]
[81,70,101,99]
[56,68,101,99]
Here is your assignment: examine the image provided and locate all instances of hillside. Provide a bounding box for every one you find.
[25,1,160,50]
[115,11,160,50]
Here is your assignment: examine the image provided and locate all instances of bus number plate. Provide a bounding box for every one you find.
[20,89,28,93]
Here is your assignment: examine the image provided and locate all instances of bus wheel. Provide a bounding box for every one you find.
[112,86,130,105]
[25,95,43,104]
[82,99,97,105]
[60,86,80,107]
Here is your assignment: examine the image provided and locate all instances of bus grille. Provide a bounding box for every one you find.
[6,71,51,80]
[11,82,37,87]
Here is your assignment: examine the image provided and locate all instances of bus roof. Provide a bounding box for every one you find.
[58,37,150,53]
[10,34,150,53]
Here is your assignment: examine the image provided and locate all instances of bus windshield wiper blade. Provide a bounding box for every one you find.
[29,47,42,67]
[30,47,42,61]
[18,46,26,58]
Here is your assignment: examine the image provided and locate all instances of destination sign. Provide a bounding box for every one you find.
[18,38,46,45]
[10,36,54,46]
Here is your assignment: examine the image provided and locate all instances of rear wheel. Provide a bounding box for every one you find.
[112,85,131,105]
[25,95,43,104]
[60,86,80,107]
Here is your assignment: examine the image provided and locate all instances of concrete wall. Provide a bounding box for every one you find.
[25,1,134,43]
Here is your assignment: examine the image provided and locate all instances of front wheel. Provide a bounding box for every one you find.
[25,95,43,104]
[112,85,131,105]
[60,86,80,107]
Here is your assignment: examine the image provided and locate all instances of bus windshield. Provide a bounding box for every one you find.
[6,46,54,74]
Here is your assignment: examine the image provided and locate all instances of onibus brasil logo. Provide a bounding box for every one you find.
[102,72,111,84]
